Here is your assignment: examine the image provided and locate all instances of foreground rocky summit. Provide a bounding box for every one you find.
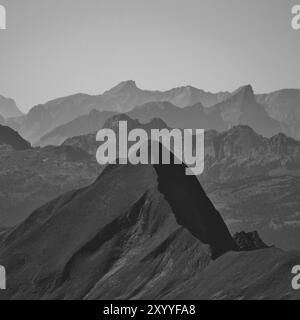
[0,159,299,300]
[0,159,236,300]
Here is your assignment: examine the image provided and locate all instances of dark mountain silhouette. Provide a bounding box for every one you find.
[0,95,23,118]
[0,159,298,299]
[153,147,238,259]
[256,89,300,140]
[0,125,31,150]
[63,123,300,252]
[211,85,281,137]
[233,231,269,251]
[0,149,238,299]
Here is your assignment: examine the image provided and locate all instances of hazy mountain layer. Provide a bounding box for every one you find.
[210,85,281,137]
[17,81,230,144]
[35,84,300,148]
[256,89,300,140]
[0,95,23,118]
[38,110,116,147]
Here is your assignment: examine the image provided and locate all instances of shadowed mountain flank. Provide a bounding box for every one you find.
[153,150,238,260]
[0,145,237,299]
[0,125,31,150]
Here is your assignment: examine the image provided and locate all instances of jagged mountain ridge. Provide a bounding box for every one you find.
[0,159,298,300]
[0,159,237,299]
[3,83,300,145]
[17,81,230,144]
[63,123,300,251]
[209,85,281,137]
[35,84,292,148]
[203,125,300,181]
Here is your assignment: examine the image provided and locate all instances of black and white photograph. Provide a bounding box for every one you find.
[0,0,300,308]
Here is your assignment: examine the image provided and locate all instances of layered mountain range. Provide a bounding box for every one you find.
[1,117,300,252]
[1,82,300,300]
[12,81,230,144]
[2,81,300,145]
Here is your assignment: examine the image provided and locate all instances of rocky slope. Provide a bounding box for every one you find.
[203,125,300,182]
[0,144,100,227]
[0,161,298,300]
[0,160,237,300]
[200,126,300,251]
[163,247,300,300]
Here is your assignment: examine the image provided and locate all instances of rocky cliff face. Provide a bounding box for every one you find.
[233,231,269,251]
[211,85,281,137]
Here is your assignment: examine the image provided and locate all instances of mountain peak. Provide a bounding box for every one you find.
[0,95,23,118]
[105,80,138,95]
[233,84,254,98]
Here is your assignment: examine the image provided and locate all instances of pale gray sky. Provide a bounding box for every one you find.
[0,0,299,112]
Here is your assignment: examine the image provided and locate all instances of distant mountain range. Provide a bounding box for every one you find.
[36,83,297,147]
[13,81,230,144]
[3,81,296,146]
